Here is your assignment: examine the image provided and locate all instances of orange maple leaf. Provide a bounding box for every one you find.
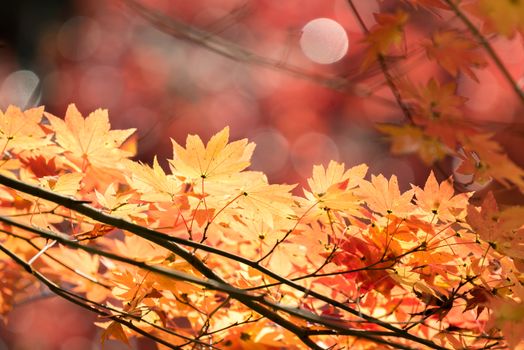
[413,171,470,222]
[361,11,409,70]
[457,134,524,191]
[357,174,414,217]
[424,30,487,82]
[467,192,524,259]
[399,78,470,148]
[99,321,130,346]
[377,124,448,165]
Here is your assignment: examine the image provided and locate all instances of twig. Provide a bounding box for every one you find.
[122,0,402,110]
[347,0,415,124]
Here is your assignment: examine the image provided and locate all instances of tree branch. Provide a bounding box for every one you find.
[442,0,524,102]
[0,173,449,350]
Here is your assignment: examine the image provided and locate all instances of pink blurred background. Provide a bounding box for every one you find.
[0,0,523,348]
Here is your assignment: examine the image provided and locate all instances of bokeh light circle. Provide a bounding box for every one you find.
[0,70,40,109]
[300,18,348,64]
[291,132,340,178]
[57,16,101,61]
[250,128,290,177]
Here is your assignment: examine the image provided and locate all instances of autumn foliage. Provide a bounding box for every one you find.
[0,103,522,350]
[1,0,524,349]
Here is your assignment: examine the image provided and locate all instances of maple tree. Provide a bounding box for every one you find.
[1,0,524,349]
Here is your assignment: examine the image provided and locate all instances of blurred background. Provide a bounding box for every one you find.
[0,0,522,349]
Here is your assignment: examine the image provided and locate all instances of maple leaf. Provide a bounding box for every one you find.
[361,11,409,69]
[399,78,469,149]
[413,171,470,222]
[467,0,524,38]
[95,183,148,220]
[424,30,487,81]
[16,172,84,213]
[109,235,169,263]
[467,192,524,259]
[19,155,58,178]
[464,286,491,314]
[125,157,183,202]
[169,127,255,182]
[302,161,367,215]
[220,318,301,350]
[357,174,414,217]
[233,171,296,228]
[38,172,84,196]
[192,208,215,227]
[488,297,524,348]
[43,246,107,302]
[377,124,448,164]
[46,104,136,170]
[457,134,524,191]
[98,321,130,346]
[0,106,50,154]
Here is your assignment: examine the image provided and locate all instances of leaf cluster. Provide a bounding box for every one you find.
[0,105,523,349]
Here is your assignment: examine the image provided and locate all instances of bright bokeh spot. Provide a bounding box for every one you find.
[518,76,524,90]
[300,18,348,64]
[0,70,40,109]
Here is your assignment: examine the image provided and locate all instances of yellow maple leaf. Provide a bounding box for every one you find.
[234,171,296,228]
[169,126,255,182]
[0,105,50,154]
[46,104,136,170]
[95,183,148,220]
[469,0,524,38]
[39,172,84,196]
[302,161,367,215]
[125,157,183,202]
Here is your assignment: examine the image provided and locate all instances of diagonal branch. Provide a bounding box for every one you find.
[122,0,403,110]
[442,0,524,103]
[0,173,449,350]
[347,0,415,124]
[0,214,425,350]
